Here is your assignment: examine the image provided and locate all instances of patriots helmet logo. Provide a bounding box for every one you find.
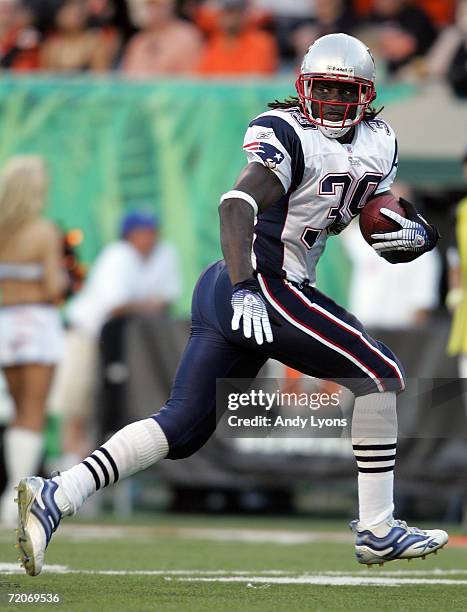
[243,141,285,169]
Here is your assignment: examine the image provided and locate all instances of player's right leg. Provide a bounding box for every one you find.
[16,261,266,576]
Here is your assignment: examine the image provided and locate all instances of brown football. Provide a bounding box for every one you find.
[359,193,406,246]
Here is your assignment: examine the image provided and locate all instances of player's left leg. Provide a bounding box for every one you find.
[252,274,448,565]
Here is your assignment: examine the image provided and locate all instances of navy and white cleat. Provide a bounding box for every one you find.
[350,519,448,566]
[15,477,63,576]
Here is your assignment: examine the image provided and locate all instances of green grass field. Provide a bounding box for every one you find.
[1,514,466,611]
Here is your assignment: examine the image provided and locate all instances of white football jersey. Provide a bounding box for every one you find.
[243,107,398,284]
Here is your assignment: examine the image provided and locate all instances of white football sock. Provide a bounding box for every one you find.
[0,427,43,524]
[56,418,168,514]
[357,471,394,530]
[352,392,397,532]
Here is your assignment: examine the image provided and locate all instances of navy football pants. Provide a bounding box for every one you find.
[153,261,405,459]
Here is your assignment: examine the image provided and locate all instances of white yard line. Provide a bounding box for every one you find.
[2,563,467,587]
[175,576,467,587]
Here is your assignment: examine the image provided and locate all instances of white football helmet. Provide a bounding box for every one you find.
[296,33,376,139]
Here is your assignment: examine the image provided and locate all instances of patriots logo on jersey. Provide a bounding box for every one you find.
[243,141,285,169]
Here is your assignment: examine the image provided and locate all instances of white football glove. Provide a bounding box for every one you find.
[231,279,273,345]
[371,198,438,255]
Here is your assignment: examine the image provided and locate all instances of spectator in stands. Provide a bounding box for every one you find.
[40,0,117,72]
[0,0,41,71]
[87,0,134,38]
[121,0,203,77]
[196,0,278,76]
[50,209,182,465]
[354,0,455,28]
[366,0,437,77]
[292,0,356,65]
[193,0,274,36]
[86,0,136,63]
[425,0,467,98]
[247,0,314,65]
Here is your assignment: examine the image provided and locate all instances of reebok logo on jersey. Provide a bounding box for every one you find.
[255,130,273,140]
[243,141,285,170]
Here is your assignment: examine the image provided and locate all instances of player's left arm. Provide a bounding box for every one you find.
[369,190,440,263]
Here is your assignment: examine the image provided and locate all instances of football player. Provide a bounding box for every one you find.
[16,34,446,575]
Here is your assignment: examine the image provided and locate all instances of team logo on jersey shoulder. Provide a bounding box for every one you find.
[243,141,285,169]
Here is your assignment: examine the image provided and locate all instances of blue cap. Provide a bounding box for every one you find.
[120,210,158,238]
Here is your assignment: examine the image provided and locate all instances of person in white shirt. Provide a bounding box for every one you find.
[139,241,182,308]
[49,210,182,464]
[342,215,441,329]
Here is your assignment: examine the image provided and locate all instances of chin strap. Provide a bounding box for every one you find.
[318,124,353,139]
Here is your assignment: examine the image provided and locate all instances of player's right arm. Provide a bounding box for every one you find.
[218,163,285,345]
[219,113,303,344]
[219,162,285,286]
[219,113,302,284]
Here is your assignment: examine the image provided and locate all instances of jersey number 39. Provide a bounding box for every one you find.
[302,172,383,249]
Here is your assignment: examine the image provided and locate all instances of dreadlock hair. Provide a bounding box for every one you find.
[267,96,384,121]
[267,96,301,110]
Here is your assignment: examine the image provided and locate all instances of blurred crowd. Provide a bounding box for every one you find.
[0,0,466,95]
